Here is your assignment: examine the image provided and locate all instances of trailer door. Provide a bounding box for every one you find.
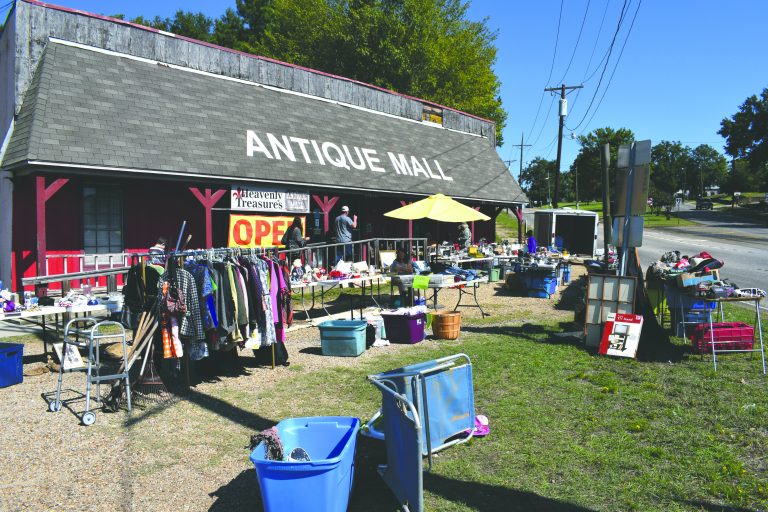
[534,213,552,249]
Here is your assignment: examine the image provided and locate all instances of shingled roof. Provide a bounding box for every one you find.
[3,41,528,205]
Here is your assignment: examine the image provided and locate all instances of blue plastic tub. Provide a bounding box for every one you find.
[665,287,717,310]
[318,320,367,356]
[250,416,360,512]
[0,342,23,388]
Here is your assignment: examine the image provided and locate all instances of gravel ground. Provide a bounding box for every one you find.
[0,267,583,511]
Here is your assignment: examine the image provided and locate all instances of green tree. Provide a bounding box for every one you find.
[650,141,691,198]
[723,159,762,194]
[128,0,508,145]
[131,11,214,42]
[689,144,728,196]
[520,158,556,206]
[569,127,635,202]
[718,87,768,189]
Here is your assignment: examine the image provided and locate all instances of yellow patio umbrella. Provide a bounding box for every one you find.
[384,193,491,222]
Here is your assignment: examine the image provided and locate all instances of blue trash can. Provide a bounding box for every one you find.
[250,416,360,512]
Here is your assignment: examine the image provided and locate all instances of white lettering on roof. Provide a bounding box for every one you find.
[245,130,452,182]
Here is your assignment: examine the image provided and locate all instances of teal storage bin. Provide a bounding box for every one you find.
[250,416,360,512]
[0,342,23,388]
[319,320,367,356]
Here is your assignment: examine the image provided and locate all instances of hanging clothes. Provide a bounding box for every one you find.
[226,263,244,343]
[158,268,205,342]
[244,258,276,348]
[212,261,236,347]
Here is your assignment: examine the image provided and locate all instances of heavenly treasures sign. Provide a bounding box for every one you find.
[246,130,454,181]
[231,185,310,213]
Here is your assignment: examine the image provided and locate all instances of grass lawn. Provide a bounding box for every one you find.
[496,210,522,242]
[557,201,605,214]
[197,304,766,511]
[6,283,766,511]
[557,201,698,228]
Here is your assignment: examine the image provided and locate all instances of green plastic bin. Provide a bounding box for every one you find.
[319,320,367,356]
[488,267,501,282]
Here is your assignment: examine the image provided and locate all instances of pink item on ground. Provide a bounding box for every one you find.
[465,414,490,437]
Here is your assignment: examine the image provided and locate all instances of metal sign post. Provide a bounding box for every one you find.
[619,145,636,276]
[614,140,651,276]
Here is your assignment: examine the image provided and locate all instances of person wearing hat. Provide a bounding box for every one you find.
[333,205,357,262]
[456,222,471,250]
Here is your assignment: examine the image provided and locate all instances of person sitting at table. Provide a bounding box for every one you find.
[390,248,414,304]
[457,223,471,250]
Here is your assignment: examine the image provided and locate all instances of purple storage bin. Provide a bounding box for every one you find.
[381,312,425,344]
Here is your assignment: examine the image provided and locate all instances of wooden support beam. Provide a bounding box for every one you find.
[399,201,413,241]
[312,195,339,234]
[189,187,227,248]
[36,176,70,277]
[470,206,481,243]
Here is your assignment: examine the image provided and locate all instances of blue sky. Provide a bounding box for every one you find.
[9,0,767,175]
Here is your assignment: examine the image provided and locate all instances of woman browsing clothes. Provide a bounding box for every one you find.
[282,217,310,262]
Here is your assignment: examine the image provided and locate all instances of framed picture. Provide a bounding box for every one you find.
[53,343,85,370]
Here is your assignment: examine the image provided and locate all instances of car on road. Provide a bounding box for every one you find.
[695,198,713,210]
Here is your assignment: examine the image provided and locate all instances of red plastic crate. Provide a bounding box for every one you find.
[691,322,754,353]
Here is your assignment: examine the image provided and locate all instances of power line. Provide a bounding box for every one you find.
[545,83,583,208]
[529,95,557,148]
[567,0,631,132]
[578,0,642,133]
[567,0,612,114]
[581,0,630,85]
[525,0,564,142]
[556,0,591,85]
[510,133,532,184]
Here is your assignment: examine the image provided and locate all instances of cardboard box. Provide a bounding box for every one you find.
[677,273,715,288]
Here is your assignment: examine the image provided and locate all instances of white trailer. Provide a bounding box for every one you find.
[533,208,599,257]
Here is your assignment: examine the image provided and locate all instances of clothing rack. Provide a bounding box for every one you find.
[124,245,289,386]
[128,246,278,261]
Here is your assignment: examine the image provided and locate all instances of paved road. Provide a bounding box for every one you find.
[636,229,767,294]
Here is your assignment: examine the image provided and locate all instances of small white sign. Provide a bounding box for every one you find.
[53,343,85,370]
[231,186,310,213]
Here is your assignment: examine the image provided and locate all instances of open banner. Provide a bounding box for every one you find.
[228,214,306,249]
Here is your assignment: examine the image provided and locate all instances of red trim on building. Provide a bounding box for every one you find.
[35,176,70,276]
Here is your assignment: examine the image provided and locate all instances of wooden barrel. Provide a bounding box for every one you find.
[432,310,462,340]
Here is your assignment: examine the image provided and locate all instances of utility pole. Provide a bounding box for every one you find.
[575,164,579,209]
[544,83,583,209]
[510,133,532,185]
[503,159,517,170]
